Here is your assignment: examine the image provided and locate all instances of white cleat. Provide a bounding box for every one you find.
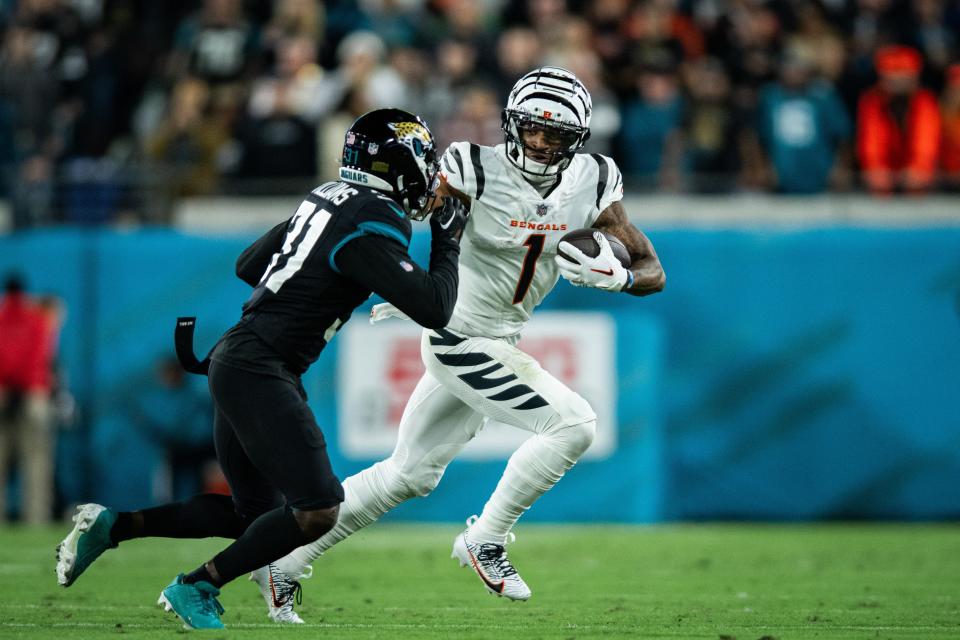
[249,563,309,624]
[55,503,117,587]
[451,516,531,601]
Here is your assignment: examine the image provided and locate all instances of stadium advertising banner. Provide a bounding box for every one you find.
[337,312,617,461]
[3,227,958,521]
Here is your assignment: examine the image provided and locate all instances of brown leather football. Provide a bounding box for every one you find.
[557,228,631,267]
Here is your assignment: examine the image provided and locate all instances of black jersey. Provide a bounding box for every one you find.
[211,181,459,380]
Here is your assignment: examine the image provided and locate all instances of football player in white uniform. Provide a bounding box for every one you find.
[252,66,665,620]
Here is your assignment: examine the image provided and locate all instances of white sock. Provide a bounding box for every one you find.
[274,459,411,578]
[468,431,582,545]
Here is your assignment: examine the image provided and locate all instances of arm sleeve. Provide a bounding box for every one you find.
[236,220,288,286]
[335,233,460,329]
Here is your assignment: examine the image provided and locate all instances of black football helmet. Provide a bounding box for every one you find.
[340,108,439,219]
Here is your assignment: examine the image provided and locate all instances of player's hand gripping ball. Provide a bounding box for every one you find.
[555,229,632,291]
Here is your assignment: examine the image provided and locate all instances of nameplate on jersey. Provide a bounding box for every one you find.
[311,182,358,206]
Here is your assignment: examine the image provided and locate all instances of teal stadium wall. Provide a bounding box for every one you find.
[2,226,959,522]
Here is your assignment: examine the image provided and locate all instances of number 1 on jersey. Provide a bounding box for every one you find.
[512,234,546,304]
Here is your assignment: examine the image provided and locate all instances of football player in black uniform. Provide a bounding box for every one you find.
[54,109,468,629]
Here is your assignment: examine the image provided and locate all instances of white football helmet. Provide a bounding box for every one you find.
[502,66,592,178]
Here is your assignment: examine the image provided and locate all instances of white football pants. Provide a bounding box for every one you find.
[277,327,597,576]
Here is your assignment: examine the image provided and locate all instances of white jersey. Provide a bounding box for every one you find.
[439,141,623,339]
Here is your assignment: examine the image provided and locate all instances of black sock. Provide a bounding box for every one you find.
[110,494,248,544]
[109,512,136,544]
[208,506,310,585]
[183,564,219,587]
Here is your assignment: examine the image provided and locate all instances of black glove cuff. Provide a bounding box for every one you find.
[430,196,470,238]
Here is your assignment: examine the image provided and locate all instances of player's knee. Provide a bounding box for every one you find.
[559,419,596,458]
[542,394,596,458]
[397,467,443,498]
[375,459,419,501]
[293,504,340,540]
[386,449,447,498]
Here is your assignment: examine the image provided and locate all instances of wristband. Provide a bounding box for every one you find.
[622,270,634,292]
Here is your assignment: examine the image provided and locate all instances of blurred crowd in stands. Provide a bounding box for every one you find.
[1,0,960,227]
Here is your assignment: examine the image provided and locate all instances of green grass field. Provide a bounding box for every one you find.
[1,523,958,639]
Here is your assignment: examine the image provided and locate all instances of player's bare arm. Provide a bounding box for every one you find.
[593,201,666,297]
[433,175,471,208]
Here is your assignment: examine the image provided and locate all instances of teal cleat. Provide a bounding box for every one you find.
[157,574,226,630]
[56,503,118,587]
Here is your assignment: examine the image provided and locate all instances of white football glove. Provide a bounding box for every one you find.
[370,302,410,324]
[555,232,632,292]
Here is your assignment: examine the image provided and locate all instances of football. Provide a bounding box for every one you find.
[557,228,631,268]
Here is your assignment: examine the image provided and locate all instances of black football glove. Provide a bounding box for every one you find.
[429,196,469,240]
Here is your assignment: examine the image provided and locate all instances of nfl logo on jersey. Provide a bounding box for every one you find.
[536,203,549,217]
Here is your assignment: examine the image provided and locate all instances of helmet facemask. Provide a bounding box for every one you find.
[399,141,440,220]
[503,110,590,177]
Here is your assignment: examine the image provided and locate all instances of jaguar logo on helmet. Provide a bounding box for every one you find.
[502,66,592,178]
[388,121,433,157]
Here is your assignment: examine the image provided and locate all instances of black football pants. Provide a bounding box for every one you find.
[208,360,344,517]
